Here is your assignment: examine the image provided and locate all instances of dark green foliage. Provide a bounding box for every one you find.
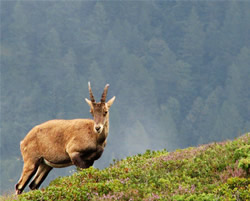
[10,133,248,200]
[234,145,250,174]
[1,1,250,194]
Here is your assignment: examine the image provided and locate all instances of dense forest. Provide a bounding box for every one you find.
[1,0,250,194]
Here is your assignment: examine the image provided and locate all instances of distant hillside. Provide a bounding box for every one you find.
[3,133,249,200]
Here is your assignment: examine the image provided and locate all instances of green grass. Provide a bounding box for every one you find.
[3,133,249,201]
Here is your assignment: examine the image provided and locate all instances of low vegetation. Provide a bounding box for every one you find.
[3,133,249,200]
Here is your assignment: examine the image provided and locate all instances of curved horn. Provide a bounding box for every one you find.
[88,82,96,103]
[101,84,109,103]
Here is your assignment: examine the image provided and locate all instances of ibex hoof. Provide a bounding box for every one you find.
[15,184,22,195]
[16,189,22,195]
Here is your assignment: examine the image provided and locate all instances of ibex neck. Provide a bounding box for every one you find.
[97,119,109,144]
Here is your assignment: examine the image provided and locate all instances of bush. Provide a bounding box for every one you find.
[16,133,249,201]
[214,177,250,201]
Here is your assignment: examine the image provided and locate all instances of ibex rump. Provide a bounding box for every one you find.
[15,83,115,195]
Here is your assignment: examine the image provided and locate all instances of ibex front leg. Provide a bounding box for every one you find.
[69,152,94,169]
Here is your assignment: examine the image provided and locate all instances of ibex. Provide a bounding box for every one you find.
[15,82,115,195]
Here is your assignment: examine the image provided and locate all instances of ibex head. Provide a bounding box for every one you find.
[85,82,115,134]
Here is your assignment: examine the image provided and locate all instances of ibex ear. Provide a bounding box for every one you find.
[107,96,115,108]
[85,98,93,108]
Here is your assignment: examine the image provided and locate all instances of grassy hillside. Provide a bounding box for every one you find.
[4,133,250,201]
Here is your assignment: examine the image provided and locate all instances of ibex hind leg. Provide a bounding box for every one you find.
[29,162,52,190]
[15,160,40,195]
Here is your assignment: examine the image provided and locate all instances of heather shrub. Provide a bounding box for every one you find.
[16,133,249,201]
[234,145,250,174]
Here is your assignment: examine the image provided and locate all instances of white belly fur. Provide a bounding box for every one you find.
[44,159,72,168]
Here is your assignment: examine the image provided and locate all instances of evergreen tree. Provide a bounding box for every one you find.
[57,48,80,118]
[225,47,250,123]
[100,31,122,76]
[34,28,63,118]
[220,1,246,58]
[211,101,244,141]
[146,38,176,103]
[179,7,205,68]
[158,102,179,151]
[180,97,204,147]
[197,87,224,144]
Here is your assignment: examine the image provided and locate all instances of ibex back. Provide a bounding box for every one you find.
[15,82,115,195]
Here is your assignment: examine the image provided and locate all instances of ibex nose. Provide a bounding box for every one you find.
[94,124,103,133]
[95,126,101,132]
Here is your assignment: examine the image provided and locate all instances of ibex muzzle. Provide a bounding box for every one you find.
[15,82,115,195]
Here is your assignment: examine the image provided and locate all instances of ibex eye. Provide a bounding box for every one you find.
[104,111,108,115]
